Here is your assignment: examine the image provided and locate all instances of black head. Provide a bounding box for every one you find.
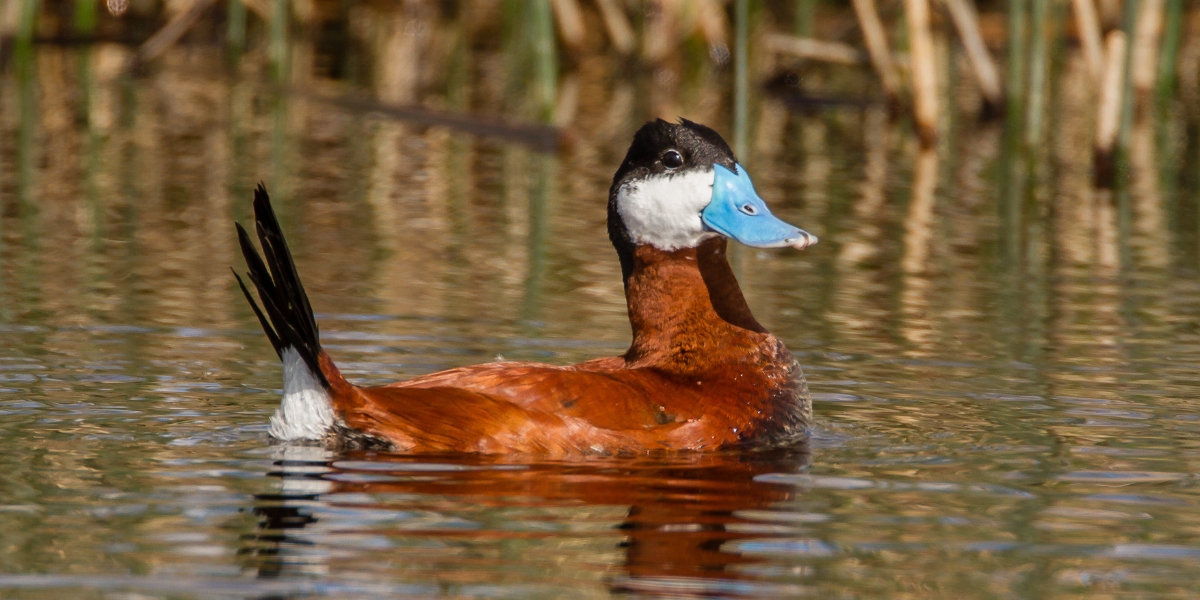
[607,119,739,281]
[609,118,738,192]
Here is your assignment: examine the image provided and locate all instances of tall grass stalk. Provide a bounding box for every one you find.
[1116,0,1140,164]
[228,0,247,61]
[531,0,556,122]
[1156,0,1183,105]
[15,0,39,54]
[1006,0,1029,127]
[269,0,288,82]
[73,0,95,34]
[794,0,816,37]
[1025,0,1049,147]
[734,0,749,158]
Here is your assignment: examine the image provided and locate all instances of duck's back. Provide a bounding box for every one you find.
[333,327,808,454]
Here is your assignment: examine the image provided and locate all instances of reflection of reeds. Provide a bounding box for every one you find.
[1129,117,1169,270]
[900,148,940,350]
[902,147,939,277]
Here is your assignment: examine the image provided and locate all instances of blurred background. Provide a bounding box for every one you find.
[4,1,1200,597]
[0,0,1198,334]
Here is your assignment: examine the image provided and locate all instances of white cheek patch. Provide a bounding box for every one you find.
[616,168,718,251]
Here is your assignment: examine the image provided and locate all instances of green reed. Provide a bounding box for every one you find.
[734,0,749,158]
[269,0,288,82]
[794,0,816,37]
[228,0,247,61]
[73,0,95,34]
[531,0,557,123]
[73,0,95,125]
[1006,0,1028,133]
[1157,0,1184,108]
[1024,0,1049,147]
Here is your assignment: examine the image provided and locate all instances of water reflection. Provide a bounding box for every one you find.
[243,446,810,596]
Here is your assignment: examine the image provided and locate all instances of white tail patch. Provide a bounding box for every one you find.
[269,347,336,441]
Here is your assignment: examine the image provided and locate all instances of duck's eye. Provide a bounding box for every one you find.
[662,150,683,169]
[740,204,758,215]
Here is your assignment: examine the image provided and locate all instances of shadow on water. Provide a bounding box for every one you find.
[242,445,811,597]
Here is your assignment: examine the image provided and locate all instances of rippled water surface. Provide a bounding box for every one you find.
[4,40,1200,598]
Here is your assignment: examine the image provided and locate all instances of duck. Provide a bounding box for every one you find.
[233,118,817,455]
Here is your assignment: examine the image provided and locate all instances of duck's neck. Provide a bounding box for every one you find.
[622,237,768,370]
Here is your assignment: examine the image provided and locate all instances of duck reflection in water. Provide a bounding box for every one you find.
[240,445,811,595]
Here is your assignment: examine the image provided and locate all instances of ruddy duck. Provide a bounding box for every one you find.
[234,118,816,455]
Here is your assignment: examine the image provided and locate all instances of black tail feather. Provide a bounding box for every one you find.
[232,268,282,356]
[234,184,329,387]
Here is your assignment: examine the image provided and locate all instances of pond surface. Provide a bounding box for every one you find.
[3,42,1200,598]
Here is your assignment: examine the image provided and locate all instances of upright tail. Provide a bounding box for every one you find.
[234,185,337,441]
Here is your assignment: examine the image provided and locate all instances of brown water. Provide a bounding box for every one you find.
[3,40,1200,598]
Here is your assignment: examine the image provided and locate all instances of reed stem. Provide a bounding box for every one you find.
[550,0,584,52]
[1155,0,1183,103]
[1095,30,1126,186]
[75,0,95,124]
[734,0,749,158]
[852,0,902,108]
[765,34,865,65]
[1006,0,1029,125]
[15,36,36,211]
[794,0,816,37]
[16,0,38,48]
[594,0,634,55]
[942,0,1004,115]
[1025,0,1049,146]
[73,0,96,34]
[269,0,287,82]
[1072,0,1104,83]
[906,0,938,146]
[531,0,557,122]
[227,0,246,60]
[1116,0,1140,158]
[1131,0,1165,97]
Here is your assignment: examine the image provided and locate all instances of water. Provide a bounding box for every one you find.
[3,40,1200,597]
